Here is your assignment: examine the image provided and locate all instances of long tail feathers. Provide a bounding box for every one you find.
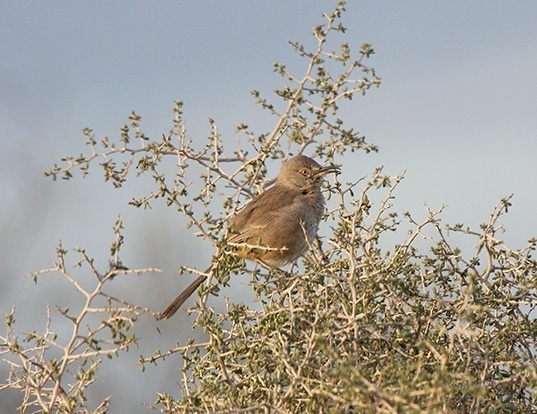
[159,265,212,319]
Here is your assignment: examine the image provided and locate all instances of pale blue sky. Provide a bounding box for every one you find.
[1,1,536,411]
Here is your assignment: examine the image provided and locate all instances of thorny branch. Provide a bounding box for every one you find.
[3,2,536,413]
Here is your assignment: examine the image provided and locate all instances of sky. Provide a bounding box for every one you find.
[1,1,537,412]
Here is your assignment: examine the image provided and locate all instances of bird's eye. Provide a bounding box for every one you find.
[300,168,310,176]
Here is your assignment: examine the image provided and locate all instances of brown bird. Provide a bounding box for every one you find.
[159,155,339,319]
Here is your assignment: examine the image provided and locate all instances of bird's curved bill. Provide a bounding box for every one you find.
[316,164,340,177]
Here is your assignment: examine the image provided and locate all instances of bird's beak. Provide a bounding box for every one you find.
[315,164,340,177]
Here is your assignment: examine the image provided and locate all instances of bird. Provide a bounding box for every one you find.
[159,155,339,319]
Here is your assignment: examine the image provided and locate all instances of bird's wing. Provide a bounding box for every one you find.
[228,187,299,243]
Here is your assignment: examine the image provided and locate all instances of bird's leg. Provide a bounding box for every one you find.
[314,235,329,264]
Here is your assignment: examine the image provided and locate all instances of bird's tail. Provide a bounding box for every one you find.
[159,265,212,319]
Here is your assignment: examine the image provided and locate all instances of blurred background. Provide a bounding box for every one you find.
[2,1,536,411]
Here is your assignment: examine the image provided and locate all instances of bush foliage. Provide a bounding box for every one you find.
[2,3,536,413]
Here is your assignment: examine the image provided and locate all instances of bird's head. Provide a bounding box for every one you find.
[276,155,340,192]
